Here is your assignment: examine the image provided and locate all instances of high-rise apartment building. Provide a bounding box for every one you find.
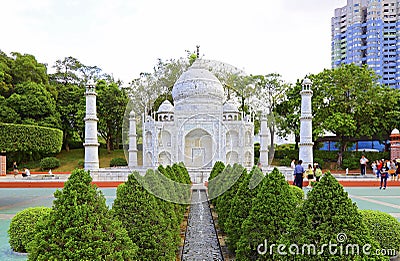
[332,0,400,88]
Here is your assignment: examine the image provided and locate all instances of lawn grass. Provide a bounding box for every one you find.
[31,148,143,172]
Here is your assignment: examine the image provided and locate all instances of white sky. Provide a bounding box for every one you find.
[0,0,347,85]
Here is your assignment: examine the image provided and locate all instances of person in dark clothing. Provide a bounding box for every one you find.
[380,165,389,190]
[294,160,305,189]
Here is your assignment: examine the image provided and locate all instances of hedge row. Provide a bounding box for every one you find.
[212,163,398,260]
[0,123,62,155]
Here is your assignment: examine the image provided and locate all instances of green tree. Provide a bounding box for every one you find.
[225,166,263,251]
[97,80,128,153]
[310,64,382,165]
[235,168,296,260]
[28,169,137,260]
[284,172,383,260]
[8,207,51,253]
[112,172,178,260]
[10,52,48,86]
[360,210,400,255]
[6,82,60,128]
[252,73,290,162]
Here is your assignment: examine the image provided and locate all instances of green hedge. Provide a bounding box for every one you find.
[109,157,127,167]
[0,123,62,155]
[360,210,400,255]
[40,157,60,170]
[8,207,51,253]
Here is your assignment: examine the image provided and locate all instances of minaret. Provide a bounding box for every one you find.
[299,78,313,168]
[128,110,138,168]
[259,111,269,167]
[84,80,99,170]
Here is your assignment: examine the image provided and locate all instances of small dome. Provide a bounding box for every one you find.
[302,78,312,85]
[171,60,224,104]
[157,100,174,114]
[223,100,239,113]
[391,128,400,135]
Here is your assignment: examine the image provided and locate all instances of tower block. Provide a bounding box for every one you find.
[299,78,313,168]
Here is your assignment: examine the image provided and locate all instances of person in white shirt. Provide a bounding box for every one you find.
[360,155,369,176]
[22,167,30,177]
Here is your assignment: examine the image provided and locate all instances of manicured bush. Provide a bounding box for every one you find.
[209,161,225,181]
[0,123,62,156]
[289,184,304,205]
[236,168,297,259]
[279,157,292,167]
[360,210,400,254]
[225,166,263,251]
[112,172,178,260]
[39,157,60,170]
[283,172,384,260]
[28,169,137,260]
[342,157,359,170]
[8,207,51,253]
[109,157,127,167]
[215,164,246,231]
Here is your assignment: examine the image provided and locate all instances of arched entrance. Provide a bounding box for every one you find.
[184,128,213,168]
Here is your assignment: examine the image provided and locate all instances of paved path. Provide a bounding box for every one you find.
[181,189,223,261]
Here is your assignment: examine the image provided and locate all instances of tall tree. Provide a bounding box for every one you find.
[252,73,290,162]
[97,80,129,153]
[310,64,382,166]
[28,169,137,260]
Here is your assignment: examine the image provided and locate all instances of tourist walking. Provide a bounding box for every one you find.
[305,164,314,188]
[359,155,369,176]
[13,162,18,178]
[380,164,389,190]
[314,165,322,182]
[294,160,305,189]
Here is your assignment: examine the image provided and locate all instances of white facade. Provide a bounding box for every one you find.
[142,60,254,175]
[299,78,313,168]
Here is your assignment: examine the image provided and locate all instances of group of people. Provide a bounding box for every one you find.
[360,155,400,189]
[12,162,30,178]
[291,159,322,189]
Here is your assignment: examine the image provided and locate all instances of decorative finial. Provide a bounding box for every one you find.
[196,45,200,58]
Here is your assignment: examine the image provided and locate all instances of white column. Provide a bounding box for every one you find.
[84,81,99,170]
[299,78,313,168]
[128,110,138,168]
[259,112,269,167]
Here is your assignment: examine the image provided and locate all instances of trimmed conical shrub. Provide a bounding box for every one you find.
[27,169,137,261]
[283,172,385,260]
[225,166,264,251]
[215,164,246,231]
[235,167,296,260]
[112,172,177,260]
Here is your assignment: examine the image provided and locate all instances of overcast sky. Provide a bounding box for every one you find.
[1,0,347,85]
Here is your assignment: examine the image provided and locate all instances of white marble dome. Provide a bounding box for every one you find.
[157,100,174,114]
[392,128,400,135]
[171,60,224,105]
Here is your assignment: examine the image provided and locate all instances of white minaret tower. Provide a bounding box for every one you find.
[84,80,99,170]
[128,110,138,168]
[299,78,313,168]
[259,111,269,167]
